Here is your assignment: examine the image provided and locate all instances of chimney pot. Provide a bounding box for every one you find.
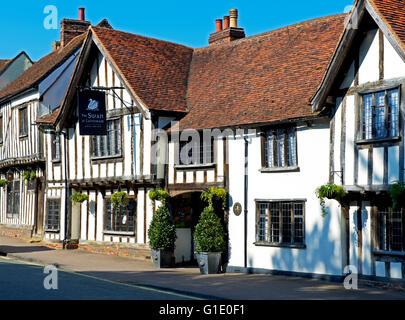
[216,19,223,32]
[223,16,230,29]
[229,9,238,28]
[78,8,85,21]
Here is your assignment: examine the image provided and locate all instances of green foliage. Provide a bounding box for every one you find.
[316,184,346,217]
[0,179,7,188]
[200,187,227,210]
[149,188,170,205]
[389,182,405,210]
[148,205,177,251]
[70,192,88,205]
[23,171,36,183]
[111,191,129,210]
[193,206,226,253]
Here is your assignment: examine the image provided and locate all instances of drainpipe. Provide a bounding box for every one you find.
[61,129,69,249]
[243,135,248,270]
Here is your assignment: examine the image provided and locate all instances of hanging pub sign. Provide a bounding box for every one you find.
[77,89,107,136]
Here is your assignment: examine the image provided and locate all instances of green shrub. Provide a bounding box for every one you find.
[389,182,405,210]
[193,206,226,253]
[316,184,346,217]
[148,205,177,251]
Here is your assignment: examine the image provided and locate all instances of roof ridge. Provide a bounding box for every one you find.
[91,25,195,50]
[195,13,348,51]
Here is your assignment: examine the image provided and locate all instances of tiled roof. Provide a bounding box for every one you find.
[0,60,10,74]
[369,0,405,52]
[35,107,60,125]
[92,26,194,113]
[0,34,86,103]
[178,14,347,130]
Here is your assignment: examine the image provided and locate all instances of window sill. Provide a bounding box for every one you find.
[260,166,300,173]
[103,230,135,236]
[19,134,28,139]
[52,159,61,164]
[91,154,123,162]
[174,163,216,170]
[254,242,306,249]
[356,136,401,145]
[373,250,405,257]
[44,229,60,233]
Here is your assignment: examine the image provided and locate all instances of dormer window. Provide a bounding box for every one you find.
[361,88,399,141]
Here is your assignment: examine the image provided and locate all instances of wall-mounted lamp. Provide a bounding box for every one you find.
[6,169,13,182]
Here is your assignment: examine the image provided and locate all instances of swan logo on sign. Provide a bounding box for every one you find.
[87,99,99,111]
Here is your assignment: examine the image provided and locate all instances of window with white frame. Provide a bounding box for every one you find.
[92,119,121,158]
[361,88,400,140]
[263,127,297,168]
[256,201,305,246]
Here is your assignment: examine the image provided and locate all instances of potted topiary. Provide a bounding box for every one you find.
[316,184,346,217]
[194,188,227,274]
[148,188,176,268]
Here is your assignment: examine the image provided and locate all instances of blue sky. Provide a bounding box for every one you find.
[0,0,353,61]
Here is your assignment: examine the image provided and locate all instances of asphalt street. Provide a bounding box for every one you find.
[0,256,200,300]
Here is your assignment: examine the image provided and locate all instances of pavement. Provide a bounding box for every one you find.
[1,235,405,300]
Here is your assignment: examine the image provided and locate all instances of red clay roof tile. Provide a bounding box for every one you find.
[178,13,347,130]
[91,26,194,113]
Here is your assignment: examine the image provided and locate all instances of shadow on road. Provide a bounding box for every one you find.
[0,245,54,255]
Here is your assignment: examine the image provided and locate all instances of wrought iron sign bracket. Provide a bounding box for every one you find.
[77,86,135,113]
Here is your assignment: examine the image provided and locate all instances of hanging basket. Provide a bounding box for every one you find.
[316,184,346,217]
[23,171,36,184]
[70,192,89,205]
[111,191,129,210]
[0,179,7,188]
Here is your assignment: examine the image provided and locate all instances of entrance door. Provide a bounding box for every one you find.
[171,192,205,265]
[34,178,44,236]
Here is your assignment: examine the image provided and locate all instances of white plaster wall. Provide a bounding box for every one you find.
[383,35,405,79]
[344,95,355,185]
[388,146,400,183]
[372,147,384,185]
[137,189,145,244]
[358,29,379,85]
[228,124,342,275]
[333,98,342,181]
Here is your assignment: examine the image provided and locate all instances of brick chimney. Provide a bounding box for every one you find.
[60,8,90,48]
[208,9,245,46]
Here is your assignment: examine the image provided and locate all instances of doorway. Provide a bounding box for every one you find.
[170,192,205,265]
